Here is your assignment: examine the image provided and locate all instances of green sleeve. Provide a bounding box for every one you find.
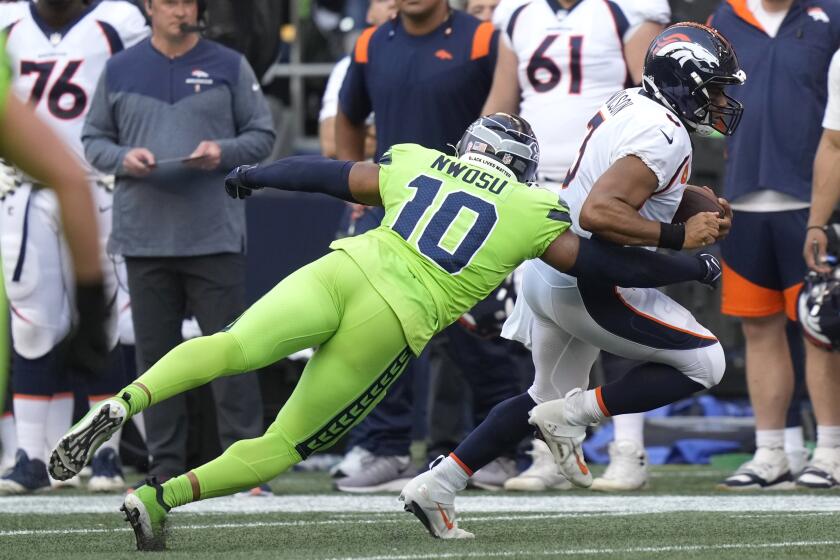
[530,191,572,259]
[0,33,11,118]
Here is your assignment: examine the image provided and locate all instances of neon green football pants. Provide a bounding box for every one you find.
[120,250,411,505]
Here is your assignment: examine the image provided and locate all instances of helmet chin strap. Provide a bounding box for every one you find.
[459,153,515,179]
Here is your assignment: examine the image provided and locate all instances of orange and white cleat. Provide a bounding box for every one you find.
[528,389,592,488]
[399,470,474,539]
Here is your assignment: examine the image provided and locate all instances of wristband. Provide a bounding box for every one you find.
[658,222,685,250]
[807,225,827,233]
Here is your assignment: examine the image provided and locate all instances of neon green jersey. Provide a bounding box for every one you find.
[0,33,10,117]
[330,144,571,354]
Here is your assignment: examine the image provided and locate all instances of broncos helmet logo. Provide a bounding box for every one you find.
[656,41,720,69]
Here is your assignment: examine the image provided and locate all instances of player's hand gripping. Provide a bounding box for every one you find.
[683,212,720,249]
[225,165,261,199]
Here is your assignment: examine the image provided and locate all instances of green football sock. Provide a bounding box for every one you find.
[117,383,150,417]
[190,428,301,501]
[117,332,249,418]
[161,475,196,509]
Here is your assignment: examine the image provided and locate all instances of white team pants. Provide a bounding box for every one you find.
[501,259,726,405]
[0,180,120,359]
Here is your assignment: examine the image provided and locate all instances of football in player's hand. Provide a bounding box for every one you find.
[671,185,725,224]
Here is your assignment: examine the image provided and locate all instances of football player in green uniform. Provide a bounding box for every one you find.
[49,114,722,549]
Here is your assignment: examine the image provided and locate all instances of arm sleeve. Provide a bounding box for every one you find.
[615,0,671,41]
[82,70,130,175]
[823,49,840,131]
[568,237,704,288]
[338,52,372,125]
[240,155,356,202]
[612,119,691,192]
[319,57,351,123]
[215,57,276,169]
[529,192,573,259]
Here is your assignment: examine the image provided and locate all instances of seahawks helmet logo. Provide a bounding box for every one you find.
[656,41,720,69]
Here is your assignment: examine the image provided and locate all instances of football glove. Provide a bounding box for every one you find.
[696,252,722,289]
[225,165,260,199]
[67,282,109,378]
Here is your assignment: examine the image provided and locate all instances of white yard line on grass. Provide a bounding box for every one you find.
[330,540,840,560]
[2,494,840,515]
[0,513,649,537]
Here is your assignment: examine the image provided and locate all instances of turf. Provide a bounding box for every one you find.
[2,466,839,560]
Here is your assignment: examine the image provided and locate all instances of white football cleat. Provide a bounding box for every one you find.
[504,439,572,491]
[49,398,127,481]
[400,470,474,539]
[591,440,649,492]
[720,447,795,491]
[528,389,592,488]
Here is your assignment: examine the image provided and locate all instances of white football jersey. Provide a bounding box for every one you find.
[6,1,148,168]
[500,0,669,179]
[561,88,693,238]
[0,2,30,29]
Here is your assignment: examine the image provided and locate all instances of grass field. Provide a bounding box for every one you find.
[2,466,840,559]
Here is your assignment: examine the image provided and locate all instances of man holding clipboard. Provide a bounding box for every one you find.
[82,0,275,487]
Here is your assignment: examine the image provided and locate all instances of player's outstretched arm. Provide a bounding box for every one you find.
[540,231,721,289]
[224,157,382,206]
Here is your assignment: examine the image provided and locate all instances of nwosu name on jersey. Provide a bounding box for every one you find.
[430,154,510,195]
[497,0,670,180]
[5,1,147,168]
[560,87,693,239]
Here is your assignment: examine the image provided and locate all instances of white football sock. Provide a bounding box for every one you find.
[433,455,470,493]
[784,426,805,453]
[89,398,122,453]
[0,413,17,465]
[44,393,73,454]
[816,425,840,449]
[565,389,605,427]
[612,413,645,446]
[755,429,785,450]
[14,396,49,462]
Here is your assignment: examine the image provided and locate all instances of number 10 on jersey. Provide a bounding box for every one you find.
[392,175,498,274]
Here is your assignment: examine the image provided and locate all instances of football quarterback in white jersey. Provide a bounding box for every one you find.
[485,0,669,492]
[486,0,670,183]
[398,24,743,538]
[0,0,148,496]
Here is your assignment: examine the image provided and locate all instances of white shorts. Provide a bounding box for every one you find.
[501,259,725,404]
[0,180,120,359]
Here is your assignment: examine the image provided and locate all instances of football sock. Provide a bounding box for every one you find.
[118,332,248,418]
[11,350,59,462]
[568,364,705,426]
[45,392,73,454]
[784,426,805,454]
[187,427,301,502]
[756,429,784,449]
[451,392,536,474]
[816,425,840,448]
[161,474,195,509]
[14,396,49,462]
[0,413,17,465]
[612,413,645,446]
[599,363,705,416]
[431,455,470,494]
